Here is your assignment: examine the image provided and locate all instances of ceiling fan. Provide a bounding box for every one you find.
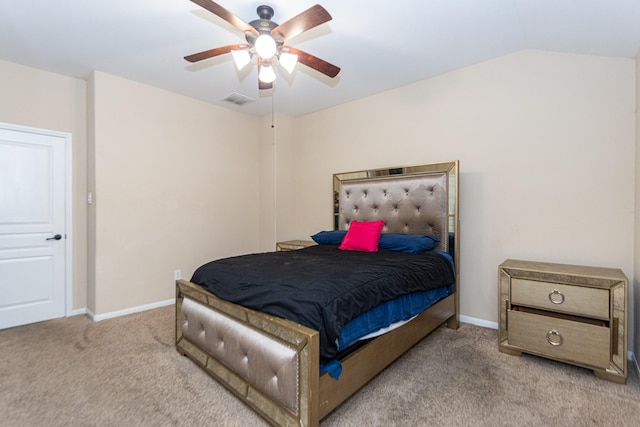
[185,0,341,90]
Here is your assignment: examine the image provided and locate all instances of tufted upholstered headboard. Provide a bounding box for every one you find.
[333,161,458,253]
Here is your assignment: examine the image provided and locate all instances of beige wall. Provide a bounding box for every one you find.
[292,50,637,348]
[88,71,260,315]
[258,115,276,251]
[1,50,638,359]
[0,60,88,312]
[273,113,299,245]
[257,112,299,251]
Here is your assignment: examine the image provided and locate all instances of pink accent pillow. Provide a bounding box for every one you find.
[339,220,385,252]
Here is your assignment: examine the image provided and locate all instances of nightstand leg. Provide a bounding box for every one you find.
[593,369,626,384]
[499,346,522,357]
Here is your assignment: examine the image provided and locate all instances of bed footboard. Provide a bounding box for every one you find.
[176,280,320,427]
[177,280,456,426]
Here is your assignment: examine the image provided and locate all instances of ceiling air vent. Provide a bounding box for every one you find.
[222,92,256,106]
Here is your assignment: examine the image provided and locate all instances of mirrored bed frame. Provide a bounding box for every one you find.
[176,160,460,426]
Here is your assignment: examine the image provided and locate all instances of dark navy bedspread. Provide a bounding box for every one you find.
[191,244,455,361]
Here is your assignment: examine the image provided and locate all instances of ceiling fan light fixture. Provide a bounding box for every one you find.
[185,3,340,90]
[231,49,251,70]
[255,34,277,59]
[258,61,276,83]
[279,52,298,74]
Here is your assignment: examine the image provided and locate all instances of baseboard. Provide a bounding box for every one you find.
[70,307,87,316]
[460,314,498,330]
[87,299,175,322]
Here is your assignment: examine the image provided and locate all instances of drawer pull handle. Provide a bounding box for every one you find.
[546,330,563,346]
[548,289,565,304]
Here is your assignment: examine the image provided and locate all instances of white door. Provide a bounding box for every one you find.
[0,124,68,329]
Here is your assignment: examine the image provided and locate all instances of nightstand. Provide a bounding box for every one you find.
[276,240,316,251]
[498,259,628,383]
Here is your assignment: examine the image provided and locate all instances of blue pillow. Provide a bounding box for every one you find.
[378,233,439,253]
[311,230,347,245]
[312,230,438,253]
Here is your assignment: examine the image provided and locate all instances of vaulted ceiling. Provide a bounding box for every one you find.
[1,0,639,117]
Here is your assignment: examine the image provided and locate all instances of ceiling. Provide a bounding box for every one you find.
[1,0,639,117]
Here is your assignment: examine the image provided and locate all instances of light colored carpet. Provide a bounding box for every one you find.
[1,306,638,426]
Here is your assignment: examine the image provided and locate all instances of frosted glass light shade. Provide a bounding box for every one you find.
[258,62,276,83]
[279,52,298,74]
[255,34,277,59]
[231,50,251,70]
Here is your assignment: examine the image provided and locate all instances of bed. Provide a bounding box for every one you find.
[175,160,460,426]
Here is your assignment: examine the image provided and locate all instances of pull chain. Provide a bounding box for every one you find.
[271,86,275,128]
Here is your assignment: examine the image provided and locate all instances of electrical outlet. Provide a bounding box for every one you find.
[174,269,181,280]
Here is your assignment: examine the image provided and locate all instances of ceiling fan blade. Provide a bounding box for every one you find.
[191,0,259,37]
[285,46,340,78]
[184,44,249,63]
[271,4,332,42]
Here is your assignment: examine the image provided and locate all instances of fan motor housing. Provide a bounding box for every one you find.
[249,19,277,34]
[247,6,280,47]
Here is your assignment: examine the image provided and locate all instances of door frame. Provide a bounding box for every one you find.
[0,122,73,317]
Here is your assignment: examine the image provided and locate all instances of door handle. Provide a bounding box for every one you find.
[46,234,62,241]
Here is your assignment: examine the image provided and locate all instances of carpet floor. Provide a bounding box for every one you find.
[1,306,638,426]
